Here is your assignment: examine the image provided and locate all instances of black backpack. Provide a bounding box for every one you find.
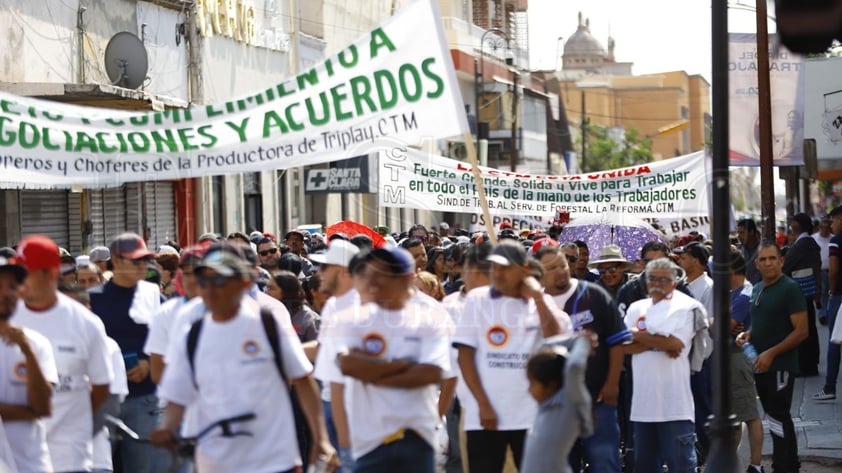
[186,309,311,462]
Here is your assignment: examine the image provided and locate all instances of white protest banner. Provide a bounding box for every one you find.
[729,33,805,166]
[0,0,467,189]
[379,147,711,237]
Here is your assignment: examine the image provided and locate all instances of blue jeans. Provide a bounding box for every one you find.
[324,400,339,449]
[690,357,712,460]
[633,420,697,473]
[820,270,830,318]
[570,402,621,472]
[121,393,171,473]
[353,430,433,473]
[444,398,463,473]
[825,295,841,391]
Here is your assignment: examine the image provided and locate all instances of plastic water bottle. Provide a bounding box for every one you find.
[742,342,758,367]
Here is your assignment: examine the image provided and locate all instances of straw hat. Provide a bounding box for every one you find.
[587,245,632,269]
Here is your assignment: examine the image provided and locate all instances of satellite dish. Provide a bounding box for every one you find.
[104,32,148,90]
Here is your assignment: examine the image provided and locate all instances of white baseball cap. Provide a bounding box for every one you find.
[308,239,360,268]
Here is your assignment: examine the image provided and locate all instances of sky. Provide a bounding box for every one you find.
[527,0,777,82]
[526,1,788,204]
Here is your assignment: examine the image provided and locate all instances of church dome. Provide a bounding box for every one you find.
[563,12,606,57]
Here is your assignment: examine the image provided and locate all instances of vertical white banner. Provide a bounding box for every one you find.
[728,33,805,166]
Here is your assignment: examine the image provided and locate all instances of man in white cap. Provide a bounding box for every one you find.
[309,240,360,466]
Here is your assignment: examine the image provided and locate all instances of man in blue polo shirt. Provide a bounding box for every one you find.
[89,233,166,473]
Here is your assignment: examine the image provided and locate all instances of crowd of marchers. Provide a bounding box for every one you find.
[0,209,840,473]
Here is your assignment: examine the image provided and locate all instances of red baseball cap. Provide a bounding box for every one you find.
[16,235,61,272]
[530,237,559,256]
[109,233,154,260]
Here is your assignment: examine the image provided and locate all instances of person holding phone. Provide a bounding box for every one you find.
[89,233,166,473]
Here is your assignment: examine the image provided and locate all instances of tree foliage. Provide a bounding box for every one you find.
[577,124,654,173]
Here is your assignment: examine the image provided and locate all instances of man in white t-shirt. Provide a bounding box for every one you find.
[92,337,129,473]
[308,240,359,460]
[0,255,57,473]
[13,235,114,473]
[150,245,336,473]
[675,241,713,463]
[440,243,492,473]
[453,240,572,473]
[813,216,832,323]
[317,246,452,472]
[623,258,702,473]
[145,244,208,385]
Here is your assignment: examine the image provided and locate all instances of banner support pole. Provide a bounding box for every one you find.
[462,131,497,244]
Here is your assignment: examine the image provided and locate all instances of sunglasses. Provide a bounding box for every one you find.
[564,254,578,264]
[125,257,151,266]
[597,266,622,275]
[197,274,233,288]
[259,248,278,257]
[646,275,674,284]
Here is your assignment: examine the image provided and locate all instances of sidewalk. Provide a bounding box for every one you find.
[738,322,842,466]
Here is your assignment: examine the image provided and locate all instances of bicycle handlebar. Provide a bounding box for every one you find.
[105,412,257,456]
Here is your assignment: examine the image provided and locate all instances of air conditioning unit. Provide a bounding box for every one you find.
[447,141,468,160]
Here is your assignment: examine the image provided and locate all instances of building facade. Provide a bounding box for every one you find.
[553,13,711,162]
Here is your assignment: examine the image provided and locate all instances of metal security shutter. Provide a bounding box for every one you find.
[67,193,82,254]
[144,182,176,249]
[126,183,143,236]
[89,188,127,248]
[20,190,70,249]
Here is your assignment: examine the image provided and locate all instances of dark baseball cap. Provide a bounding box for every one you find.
[674,241,709,265]
[0,256,26,283]
[110,233,154,260]
[487,240,527,267]
[365,246,415,275]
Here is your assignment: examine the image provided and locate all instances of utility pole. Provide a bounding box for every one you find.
[510,71,518,171]
[581,90,587,172]
[706,0,739,470]
[756,0,776,242]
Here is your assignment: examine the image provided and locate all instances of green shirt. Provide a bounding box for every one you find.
[749,276,807,373]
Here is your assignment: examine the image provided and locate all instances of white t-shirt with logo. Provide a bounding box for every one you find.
[624,291,699,422]
[0,327,58,473]
[92,337,129,471]
[317,293,452,460]
[451,287,572,431]
[13,294,113,472]
[159,298,312,473]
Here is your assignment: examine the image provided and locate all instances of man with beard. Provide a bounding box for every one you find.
[257,236,282,271]
[0,255,57,473]
[623,258,704,473]
[536,246,629,473]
